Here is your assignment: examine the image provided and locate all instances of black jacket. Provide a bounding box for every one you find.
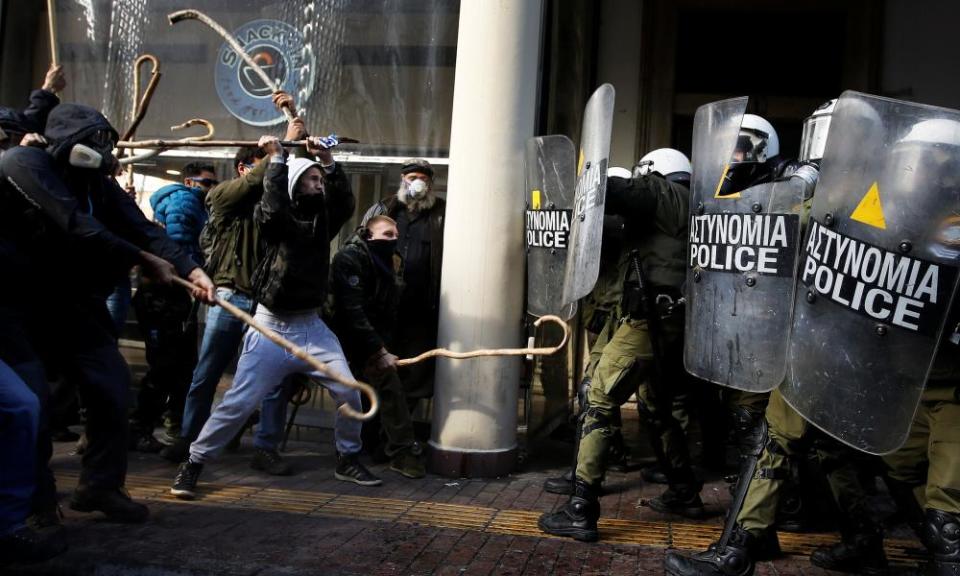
[363,195,445,317]
[253,159,355,312]
[0,104,195,299]
[330,234,402,363]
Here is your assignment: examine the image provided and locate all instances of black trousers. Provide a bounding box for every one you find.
[130,282,197,434]
[31,297,131,491]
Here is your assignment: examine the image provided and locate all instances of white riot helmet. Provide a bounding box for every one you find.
[634,148,691,179]
[734,114,779,164]
[799,99,837,163]
[606,166,632,179]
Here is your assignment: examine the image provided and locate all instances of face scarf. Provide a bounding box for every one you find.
[367,238,398,274]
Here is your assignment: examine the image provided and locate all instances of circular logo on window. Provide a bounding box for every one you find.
[215,19,315,127]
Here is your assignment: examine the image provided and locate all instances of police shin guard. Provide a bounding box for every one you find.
[663,417,774,576]
[544,376,592,495]
[537,478,600,542]
[921,509,960,576]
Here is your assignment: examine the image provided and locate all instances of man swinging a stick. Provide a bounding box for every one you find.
[170,133,383,498]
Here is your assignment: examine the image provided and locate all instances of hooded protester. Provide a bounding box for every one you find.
[329,216,424,478]
[171,135,382,500]
[0,102,214,525]
[361,159,445,427]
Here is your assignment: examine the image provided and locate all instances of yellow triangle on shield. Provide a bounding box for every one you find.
[577,149,585,176]
[531,189,541,210]
[714,164,740,199]
[850,181,886,229]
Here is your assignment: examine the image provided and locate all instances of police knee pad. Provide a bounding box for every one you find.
[922,509,960,563]
[732,405,768,458]
[581,406,613,437]
[577,376,592,413]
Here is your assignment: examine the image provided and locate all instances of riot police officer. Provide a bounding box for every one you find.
[538,148,699,542]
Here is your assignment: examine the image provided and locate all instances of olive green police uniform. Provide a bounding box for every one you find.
[539,170,701,542]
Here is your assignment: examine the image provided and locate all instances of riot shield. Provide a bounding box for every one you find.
[561,84,615,306]
[783,91,960,454]
[684,96,807,392]
[525,135,577,319]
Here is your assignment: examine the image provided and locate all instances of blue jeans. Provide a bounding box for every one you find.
[189,307,362,463]
[180,288,287,447]
[0,360,39,535]
[105,276,131,334]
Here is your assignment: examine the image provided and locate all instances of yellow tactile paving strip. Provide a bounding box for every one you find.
[57,473,923,565]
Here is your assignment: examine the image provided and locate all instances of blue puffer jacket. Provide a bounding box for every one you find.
[150,183,208,265]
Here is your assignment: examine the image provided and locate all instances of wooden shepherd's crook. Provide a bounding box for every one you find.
[168,9,298,122]
[46,0,59,68]
[396,315,570,367]
[121,54,162,142]
[115,137,360,150]
[171,277,379,421]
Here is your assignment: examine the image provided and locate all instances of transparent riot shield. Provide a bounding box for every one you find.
[783,91,960,454]
[525,135,577,319]
[684,96,807,392]
[561,84,615,306]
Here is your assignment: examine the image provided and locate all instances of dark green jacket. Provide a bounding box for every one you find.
[201,159,268,296]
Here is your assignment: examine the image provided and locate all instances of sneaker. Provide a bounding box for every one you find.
[26,503,63,531]
[70,487,149,523]
[389,448,426,479]
[158,428,180,446]
[335,453,382,486]
[171,461,203,500]
[0,525,67,566]
[160,438,189,464]
[72,433,88,456]
[250,448,293,476]
[130,432,164,453]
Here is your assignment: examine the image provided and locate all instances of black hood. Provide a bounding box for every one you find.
[0,107,36,138]
[43,103,118,160]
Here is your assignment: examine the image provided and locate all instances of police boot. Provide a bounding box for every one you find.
[663,524,759,576]
[920,509,960,576]
[537,478,600,542]
[543,468,575,495]
[810,521,888,575]
[648,467,705,519]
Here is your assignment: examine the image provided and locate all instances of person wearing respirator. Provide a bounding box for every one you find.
[0,103,214,524]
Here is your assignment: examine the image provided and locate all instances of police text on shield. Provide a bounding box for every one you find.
[801,219,956,335]
[526,209,571,250]
[689,213,798,277]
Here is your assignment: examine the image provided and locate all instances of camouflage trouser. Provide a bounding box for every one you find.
[575,316,690,486]
[737,388,870,533]
[883,386,960,514]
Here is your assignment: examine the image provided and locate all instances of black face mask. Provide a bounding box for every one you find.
[294,193,324,214]
[367,238,398,264]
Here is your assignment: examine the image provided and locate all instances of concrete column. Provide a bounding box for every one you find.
[428,0,544,478]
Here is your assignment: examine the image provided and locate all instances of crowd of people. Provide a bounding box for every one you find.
[0,67,445,565]
[1,63,957,576]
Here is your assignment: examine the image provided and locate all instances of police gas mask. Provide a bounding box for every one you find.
[68,130,117,172]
